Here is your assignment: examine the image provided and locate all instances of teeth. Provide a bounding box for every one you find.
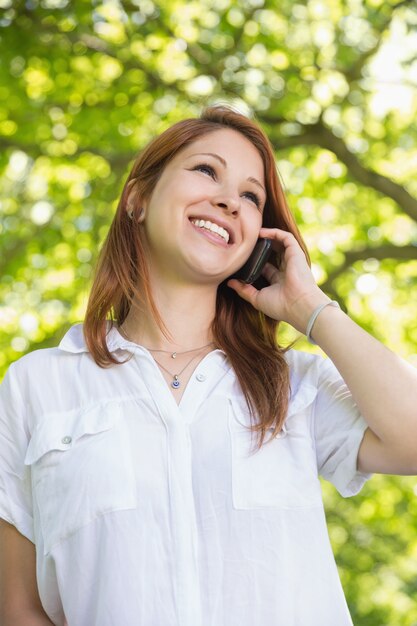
[191,219,230,244]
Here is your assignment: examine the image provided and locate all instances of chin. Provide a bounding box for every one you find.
[186,264,228,285]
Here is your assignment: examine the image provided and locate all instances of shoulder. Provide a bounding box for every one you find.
[0,326,96,431]
[284,348,341,376]
[0,323,91,401]
[284,348,342,397]
[284,348,322,384]
[2,346,62,387]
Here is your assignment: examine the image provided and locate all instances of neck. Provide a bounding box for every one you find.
[120,281,218,351]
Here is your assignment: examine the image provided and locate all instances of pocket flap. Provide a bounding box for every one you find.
[229,384,317,432]
[25,401,121,465]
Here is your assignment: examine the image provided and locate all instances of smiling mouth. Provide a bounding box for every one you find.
[189,218,232,244]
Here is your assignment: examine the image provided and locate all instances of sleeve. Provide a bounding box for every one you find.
[313,355,372,498]
[0,362,34,542]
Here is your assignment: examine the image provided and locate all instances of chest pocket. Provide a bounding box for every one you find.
[25,401,136,555]
[229,386,322,510]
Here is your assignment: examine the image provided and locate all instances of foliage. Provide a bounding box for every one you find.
[1,0,416,622]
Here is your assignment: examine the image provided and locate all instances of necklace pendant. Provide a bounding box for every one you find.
[171,375,180,389]
[171,352,177,359]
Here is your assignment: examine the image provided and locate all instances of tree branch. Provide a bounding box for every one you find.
[319,243,417,294]
[266,121,417,223]
[269,130,323,150]
[317,124,417,222]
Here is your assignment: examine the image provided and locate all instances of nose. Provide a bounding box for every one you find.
[211,192,240,215]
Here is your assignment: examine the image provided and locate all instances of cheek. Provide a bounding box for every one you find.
[240,219,262,256]
[245,209,263,233]
[241,215,263,256]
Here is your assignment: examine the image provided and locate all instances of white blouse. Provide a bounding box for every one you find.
[0,323,371,626]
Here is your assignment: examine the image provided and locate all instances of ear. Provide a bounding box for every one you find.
[126,179,146,222]
[126,179,137,216]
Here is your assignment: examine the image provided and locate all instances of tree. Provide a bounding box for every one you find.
[1,0,416,622]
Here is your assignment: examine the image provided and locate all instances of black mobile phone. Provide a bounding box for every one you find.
[232,238,273,284]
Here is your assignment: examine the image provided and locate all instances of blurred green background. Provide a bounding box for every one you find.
[1,0,417,623]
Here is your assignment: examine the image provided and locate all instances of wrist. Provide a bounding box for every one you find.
[305,300,341,344]
[288,290,331,334]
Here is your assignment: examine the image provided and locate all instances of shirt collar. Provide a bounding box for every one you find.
[58,322,135,354]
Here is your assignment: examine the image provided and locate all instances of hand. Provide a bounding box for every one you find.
[227,228,330,334]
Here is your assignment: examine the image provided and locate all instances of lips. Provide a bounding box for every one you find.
[189,215,234,244]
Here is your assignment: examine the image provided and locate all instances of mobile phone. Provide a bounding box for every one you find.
[231,238,273,284]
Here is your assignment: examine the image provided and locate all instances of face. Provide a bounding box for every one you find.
[138,128,266,285]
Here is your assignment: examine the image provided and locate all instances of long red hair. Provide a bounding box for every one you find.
[83,106,310,449]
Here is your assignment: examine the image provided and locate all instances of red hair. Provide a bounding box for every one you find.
[83,106,310,449]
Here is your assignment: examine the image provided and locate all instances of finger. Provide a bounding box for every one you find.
[259,228,304,263]
[261,262,280,283]
[227,279,260,307]
[259,227,297,250]
[259,227,293,238]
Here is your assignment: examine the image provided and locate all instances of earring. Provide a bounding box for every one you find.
[127,207,144,221]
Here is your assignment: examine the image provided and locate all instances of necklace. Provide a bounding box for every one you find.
[117,326,214,388]
[118,326,213,357]
[152,352,205,389]
[147,343,214,359]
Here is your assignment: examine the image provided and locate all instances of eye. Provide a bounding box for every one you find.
[191,163,216,178]
[243,191,261,209]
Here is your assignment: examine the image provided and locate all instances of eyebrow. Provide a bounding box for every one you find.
[188,152,266,194]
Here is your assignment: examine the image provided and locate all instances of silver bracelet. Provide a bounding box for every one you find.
[305,300,341,345]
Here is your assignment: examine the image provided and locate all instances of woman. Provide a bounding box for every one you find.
[0,105,416,626]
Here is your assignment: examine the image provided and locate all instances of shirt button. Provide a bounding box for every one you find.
[196,373,206,382]
[61,436,72,445]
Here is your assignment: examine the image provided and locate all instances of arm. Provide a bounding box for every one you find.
[228,227,417,475]
[295,294,417,475]
[0,520,55,626]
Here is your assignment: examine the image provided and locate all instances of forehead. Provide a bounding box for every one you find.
[176,128,265,180]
